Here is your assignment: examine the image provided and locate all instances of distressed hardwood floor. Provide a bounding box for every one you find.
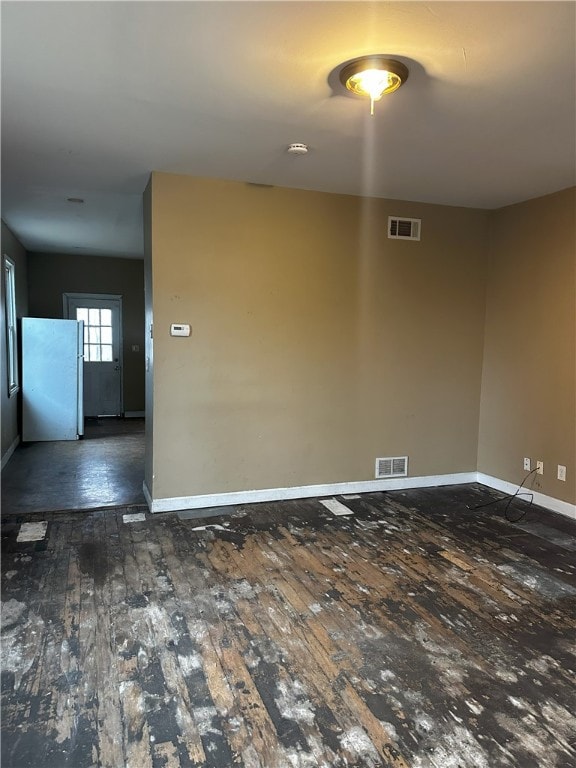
[2,484,576,767]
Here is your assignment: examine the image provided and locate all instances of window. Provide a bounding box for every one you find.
[75,307,113,362]
[4,256,19,395]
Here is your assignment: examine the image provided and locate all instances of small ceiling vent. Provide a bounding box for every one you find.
[375,456,408,479]
[388,216,421,241]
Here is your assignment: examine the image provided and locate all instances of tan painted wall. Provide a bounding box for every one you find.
[27,252,145,412]
[149,172,488,500]
[478,188,576,504]
[1,222,29,461]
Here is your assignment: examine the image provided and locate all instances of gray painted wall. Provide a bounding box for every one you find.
[1,221,29,461]
[27,252,145,413]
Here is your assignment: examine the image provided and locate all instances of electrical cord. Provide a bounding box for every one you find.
[468,468,538,522]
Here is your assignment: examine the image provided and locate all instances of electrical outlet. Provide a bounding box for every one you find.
[536,461,544,475]
[557,465,567,482]
[523,457,531,471]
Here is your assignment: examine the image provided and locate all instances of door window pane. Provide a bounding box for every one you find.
[89,344,101,362]
[100,309,112,326]
[77,305,114,364]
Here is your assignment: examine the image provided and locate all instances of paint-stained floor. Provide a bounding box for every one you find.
[1,484,576,767]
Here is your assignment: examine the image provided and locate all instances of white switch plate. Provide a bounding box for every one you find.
[170,323,191,337]
[523,457,531,471]
[557,465,566,481]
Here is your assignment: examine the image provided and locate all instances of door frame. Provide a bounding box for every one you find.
[63,292,124,416]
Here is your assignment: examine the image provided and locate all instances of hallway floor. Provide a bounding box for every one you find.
[1,418,145,515]
[1,485,575,767]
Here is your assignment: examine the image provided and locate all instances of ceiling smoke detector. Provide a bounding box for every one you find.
[287,143,309,155]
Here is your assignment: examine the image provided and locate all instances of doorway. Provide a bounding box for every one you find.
[64,293,123,417]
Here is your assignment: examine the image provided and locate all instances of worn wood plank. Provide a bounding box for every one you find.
[2,487,576,768]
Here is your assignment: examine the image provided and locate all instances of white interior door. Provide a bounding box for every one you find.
[64,293,123,417]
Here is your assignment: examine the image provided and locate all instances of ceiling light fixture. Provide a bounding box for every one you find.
[339,56,408,116]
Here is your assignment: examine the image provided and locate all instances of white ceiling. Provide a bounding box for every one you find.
[2,1,575,259]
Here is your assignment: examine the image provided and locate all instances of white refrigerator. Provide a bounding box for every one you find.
[22,318,84,441]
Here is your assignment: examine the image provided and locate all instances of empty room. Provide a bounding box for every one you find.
[1,2,575,767]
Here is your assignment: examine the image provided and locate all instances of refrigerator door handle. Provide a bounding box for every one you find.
[77,320,84,437]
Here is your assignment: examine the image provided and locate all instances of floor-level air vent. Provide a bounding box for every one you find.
[375,456,409,479]
[388,216,421,241]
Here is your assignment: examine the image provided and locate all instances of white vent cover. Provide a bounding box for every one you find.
[375,456,409,478]
[388,216,421,241]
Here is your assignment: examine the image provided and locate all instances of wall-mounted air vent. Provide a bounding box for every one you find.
[388,216,421,241]
[375,456,409,479]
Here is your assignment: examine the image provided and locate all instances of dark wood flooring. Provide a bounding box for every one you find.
[1,418,145,515]
[1,484,575,767]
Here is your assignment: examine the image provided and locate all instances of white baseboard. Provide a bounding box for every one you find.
[144,471,575,520]
[1,436,20,471]
[125,411,145,418]
[477,473,576,520]
[147,472,477,514]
